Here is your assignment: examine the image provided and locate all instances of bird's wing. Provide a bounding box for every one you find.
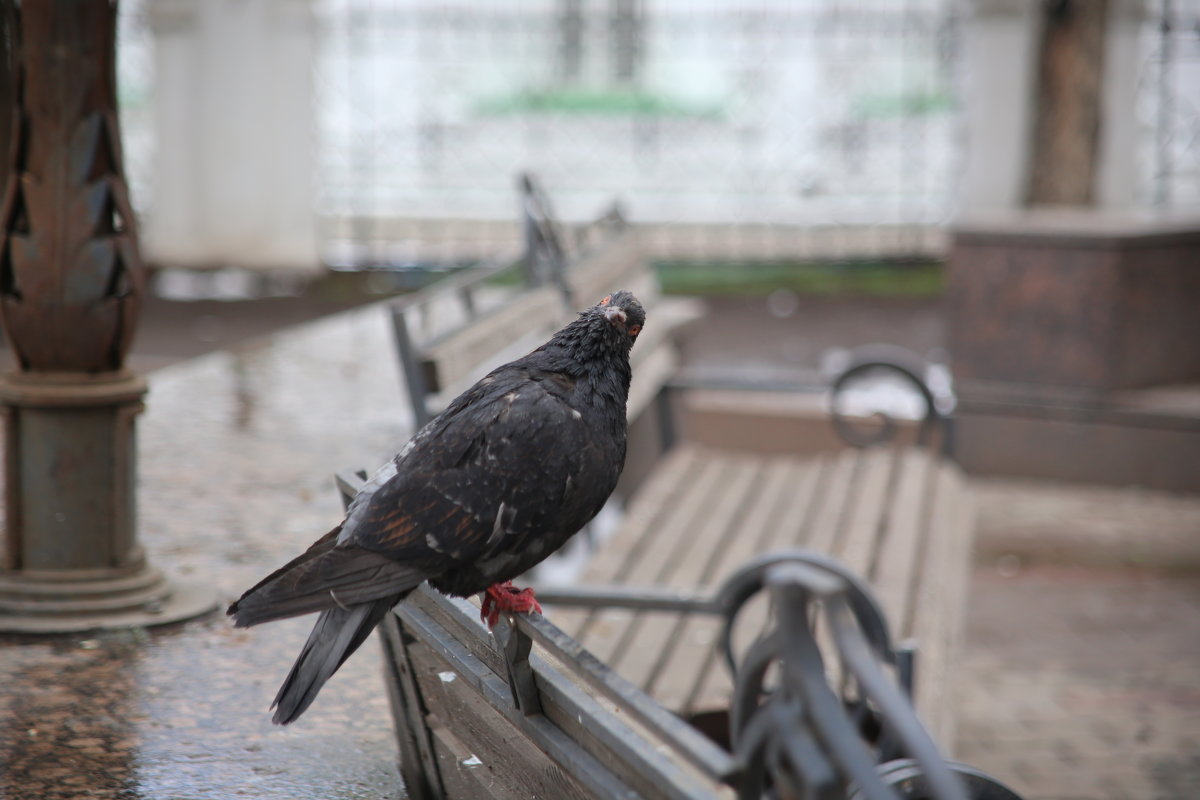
[343,366,596,567]
[227,526,426,627]
[232,366,598,628]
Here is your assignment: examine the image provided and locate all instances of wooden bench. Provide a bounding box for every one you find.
[535,347,969,747]
[376,177,982,793]
[338,474,1014,800]
[539,441,971,749]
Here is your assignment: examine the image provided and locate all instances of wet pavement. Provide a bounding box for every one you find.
[1,290,1198,799]
[1,305,414,799]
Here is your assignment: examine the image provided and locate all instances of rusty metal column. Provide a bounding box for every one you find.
[0,1,215,631]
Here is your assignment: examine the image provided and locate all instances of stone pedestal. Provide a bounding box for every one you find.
[0,371,214,632]
[946,211,1200,490]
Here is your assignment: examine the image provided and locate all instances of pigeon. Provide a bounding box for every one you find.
[228,290,646,724]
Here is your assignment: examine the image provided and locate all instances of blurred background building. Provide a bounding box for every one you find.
[117,0,1199,273]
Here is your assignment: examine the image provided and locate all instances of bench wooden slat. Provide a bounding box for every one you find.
[567,231,648,309]
[834,446,899,577]
[532,652,736,800]
[656,458,813,712]
[909,463,974,752]
[795,448,855,554]
[871,448,938,633]
[683,458,833,714]
[395,587,733,800]
[573,455,732,665]
[610,458,762,692]
[422,285,562,392]
[768,457,828,551]
[407,639,601,800]
[806,449,894,697]
[543,444,972,746]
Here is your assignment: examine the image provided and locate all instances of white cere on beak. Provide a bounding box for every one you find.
[604,306,627,325]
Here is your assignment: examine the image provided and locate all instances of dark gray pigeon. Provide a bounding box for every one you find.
[228,290,646,724]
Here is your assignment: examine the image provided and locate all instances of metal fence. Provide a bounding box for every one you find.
[312,0,962,264]
[1144,0,1200,208]
[114,1,1200,268]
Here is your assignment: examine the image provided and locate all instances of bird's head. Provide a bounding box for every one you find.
[543,290,646,368]
[592,290,645,345]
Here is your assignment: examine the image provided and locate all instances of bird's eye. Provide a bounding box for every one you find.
[600,295,611,306]
[627,323,641,337]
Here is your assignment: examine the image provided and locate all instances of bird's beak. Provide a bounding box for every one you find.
[603,305,627,327]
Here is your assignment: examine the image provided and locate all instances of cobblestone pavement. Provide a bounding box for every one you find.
[958,564,1200,800]
[962,476,1200,799]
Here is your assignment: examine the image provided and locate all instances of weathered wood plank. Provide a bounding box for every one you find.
[515,604,740,788]
[570,454,729,663]
[428,723,514,800]
[397,586,736,798]
[610,458,761,691]
[683,458,826,714]
[567,231,646,308]
[792,449,864,693]
[409,589,506,678]
[423,285,561,392]
[544,446,705,636]
[932,463,974,751]
[801,448,861,553]
[835,446,899,577]
[532,650,732,800]
[870,447,937,634]
[397,599,673,800]
[379,614,445,800]
[407,642,597,800]
[726,459,821,576]
[648,458,801,712]
[908,461,974,751]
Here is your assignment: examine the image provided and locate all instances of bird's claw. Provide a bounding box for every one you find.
[480,581,542,628]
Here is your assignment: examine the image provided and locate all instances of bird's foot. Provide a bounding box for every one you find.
[480,581,543,628]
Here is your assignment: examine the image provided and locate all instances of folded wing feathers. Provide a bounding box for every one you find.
[228,546,425,629]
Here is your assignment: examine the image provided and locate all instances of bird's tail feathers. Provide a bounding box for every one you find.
[271,594,404,724]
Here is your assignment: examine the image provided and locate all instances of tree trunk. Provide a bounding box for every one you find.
[1025,0,1109,206]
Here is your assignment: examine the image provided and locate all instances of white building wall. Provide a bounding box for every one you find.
[144,0,319,271]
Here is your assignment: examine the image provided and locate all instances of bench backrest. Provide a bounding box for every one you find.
[388,173,690,441]
[389,223,647,427]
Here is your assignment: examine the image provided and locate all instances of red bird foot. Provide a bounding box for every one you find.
[480,581,543,628]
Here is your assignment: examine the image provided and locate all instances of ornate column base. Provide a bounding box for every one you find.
[0,371,217,633]
[0,565,217,633]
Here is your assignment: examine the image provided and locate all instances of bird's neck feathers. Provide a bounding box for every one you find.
[537,313,633,404]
